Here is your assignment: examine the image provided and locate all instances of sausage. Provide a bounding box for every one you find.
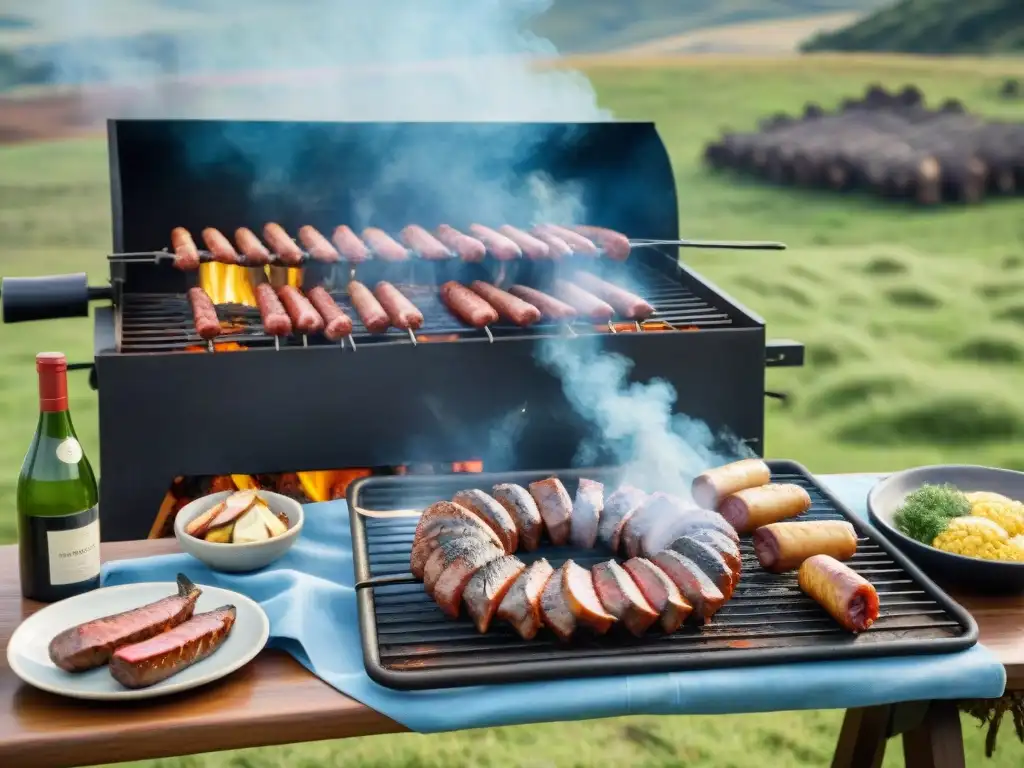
[263,222,304,266]
[572,225,631,261]
[691,459,772,509]
[48,574,201,673]
[374,281,424,330]
[348,280,390,333]
[469,281,541,327]
[572,272,655,320]
[233,227,272,266]
[436,224,487,262]
[362,227,408,262]
[400,225,451,260]
[201,227,240,265]
[754,521,858,574]
[331,225,370,263]
[298,225,340,262]
[277,285,324,335]
[530,228,573,258]
[109,605,236,689]
[440,281,499,328]
[187,287,221,340]
[798,555,879,633]
[552,279,615,321]
[498,225,551,260]
[306,286,353,340]
[535,224,598,255]
[718,483,812,534]
[468,224,522,261]
[171,227,201,270]
[254,282,293,336]
[508,285,578,321]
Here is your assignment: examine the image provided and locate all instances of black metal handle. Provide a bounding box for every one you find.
[0,273,112,323]
[765,338,804,368]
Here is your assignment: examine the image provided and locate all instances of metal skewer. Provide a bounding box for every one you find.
[407,328,418,346]
[347,334,357,351]
[629,238,787,251]
[607,320,617,334]
[483,326,494,343]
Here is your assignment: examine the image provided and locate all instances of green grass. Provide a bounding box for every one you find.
[1,56,1023,766]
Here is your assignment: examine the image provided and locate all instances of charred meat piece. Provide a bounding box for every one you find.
[687,528,743,582]
[491,483,543,551]
[691,459,771,509]
[592,559,659,637]
[108,605,236,689]
[440,281,499,328]
[528,477,573,546]
[620,492,680,560]
[463,555,526,633]
[622,558,692,633]
[188,287,220,340]
[640,506,739,556]
[49,574,202,673]
[569,478,604,549]
[718,483,812,535]
[563,559,616,634]
[452,489,518,553]
[597,486,648,553]
[430,538,504,618]
[539,562,577,641]
[668,535,735,600]
[496,559,554,640]
[469,281,542,327]
[410,500,502,578]
[651,550,726,623]
[798,554,879,634]
[410,523,498,580]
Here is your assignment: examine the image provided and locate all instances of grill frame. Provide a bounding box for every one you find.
[348,460,978,691]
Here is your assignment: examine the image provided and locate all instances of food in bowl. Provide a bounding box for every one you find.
[893,483,1024,562]
[184,490,289,544]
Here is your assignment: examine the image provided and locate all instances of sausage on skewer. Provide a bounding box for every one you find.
[530,227,573,258]
[499,225,551,260]
[298,225,340,262]
[468,224,522,261]
[572,272,654,320]
[254,283,293,336]
[553,279,615,322]
[374,281,424,331]
[400,225,451,261]
[234,227,271,266]
[277,285,324,336]
[306,286,353,341]
[362,228,408,262]
[440,281,499,328]
[263,223,304,266]
[535,224,598,256]
[171,227,201,270]
[187,287,221,340]
[347,280,390,333]
[469,281,541,327]
[572,225,631,261]
[798,555,879,633]
[436,225,487,262]
[508,285,577,322]
[202,228,240,265]
[331,226,370,263]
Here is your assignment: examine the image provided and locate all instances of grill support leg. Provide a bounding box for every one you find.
[830,702,966,768]
[832,706,891,768]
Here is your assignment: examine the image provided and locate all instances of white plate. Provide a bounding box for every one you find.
[6,580,270,701]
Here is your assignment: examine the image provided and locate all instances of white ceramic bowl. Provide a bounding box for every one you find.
[174,490,303,572]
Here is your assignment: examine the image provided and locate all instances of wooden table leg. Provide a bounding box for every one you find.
[902,701,965,768]
[832,705,892,768]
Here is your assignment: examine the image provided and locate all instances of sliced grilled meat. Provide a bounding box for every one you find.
[640,507,739,556]
[668,535,735,600]
[622,558,692,633]
[429,538,504,619]
[496,559,554,640]
[687,528,743,583]
[651,550,726,623]
[569,478,603,549]
[592,559,659,637]
[563,559,616,634]
[597,486,648,553]
[540,562,577,642]
[463,555,526,633]
[411,500,502,578]
[410,523,497,580]
[452,489,518,553]
[491,483,543,551]
[528,477,573,546]
[620,492,679,559]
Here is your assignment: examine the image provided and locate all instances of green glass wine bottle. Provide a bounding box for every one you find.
[17,352,100,602]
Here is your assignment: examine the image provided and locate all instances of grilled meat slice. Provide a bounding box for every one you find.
[569,478,604,549]
[491,483,543,551]
[410,500,502,578]
[640,507,739,557]
[411,524,495,580]
[540,562,577,641]
[668,535,735,600]
[528,477,573,545]
[687,528,743,585]
[426,537,503,618]
[592,559,659,637]
[620,492,682,559]
[496,559,554,640]
[563,559,616,634]
[597,486,648,554]
[622,557,692,633]
[463,555,526,633]
[453,489,518,553]
[651,550,726,623]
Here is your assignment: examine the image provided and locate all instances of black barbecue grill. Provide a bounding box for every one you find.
[348,462,977,690]
[1,119,804,540]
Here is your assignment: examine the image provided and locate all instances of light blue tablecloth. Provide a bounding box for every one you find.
[102,473,1006,733]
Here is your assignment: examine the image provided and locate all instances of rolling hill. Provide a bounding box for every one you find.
[802,0,1024,54]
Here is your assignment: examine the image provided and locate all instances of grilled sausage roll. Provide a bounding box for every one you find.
[692,459,771,509]
[798,554,879,633]
[753,520,858,573]
[718,483,813,534]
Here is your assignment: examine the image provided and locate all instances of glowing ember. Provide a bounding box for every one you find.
[184,342,247,353]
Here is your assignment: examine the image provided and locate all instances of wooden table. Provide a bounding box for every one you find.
[0,541,1021,768]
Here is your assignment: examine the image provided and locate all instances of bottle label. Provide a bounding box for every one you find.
[55,437,83,465]
[42,507,101,586]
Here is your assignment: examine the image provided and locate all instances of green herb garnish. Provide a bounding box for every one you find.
[893,483,971,544]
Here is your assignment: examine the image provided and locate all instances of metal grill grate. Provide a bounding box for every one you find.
[116,264,735,353]
[348,461,977,690]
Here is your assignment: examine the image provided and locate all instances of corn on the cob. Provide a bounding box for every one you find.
[970,501,1024,537]
[1001,535,1024,562]
[932,516,1008,559]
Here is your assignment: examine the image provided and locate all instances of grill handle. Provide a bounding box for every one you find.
[0,273,112,324]
[765,338,804,368]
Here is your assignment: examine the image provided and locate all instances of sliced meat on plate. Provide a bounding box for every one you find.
[651,550,726,623]
[528,477,573,546]
[463,555,527,633]
[453,489,519,553]
[622,557,692,633]
[592,559,659,637]
[496,558,555,640]
[491,483,544,551]
[597,486,648,554]
[562,559,616,634]
[569,478,604,549]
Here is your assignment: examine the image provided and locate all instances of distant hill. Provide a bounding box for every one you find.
[802,0,1024,54]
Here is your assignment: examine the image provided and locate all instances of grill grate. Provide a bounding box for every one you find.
[116,264,734,353]
[348,461,977,690]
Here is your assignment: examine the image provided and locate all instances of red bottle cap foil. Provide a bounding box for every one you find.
[36,352,69,412]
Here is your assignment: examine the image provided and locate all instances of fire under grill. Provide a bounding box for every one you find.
[349,462,977,690]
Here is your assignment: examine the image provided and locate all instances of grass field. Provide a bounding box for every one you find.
[1,54,1024,766]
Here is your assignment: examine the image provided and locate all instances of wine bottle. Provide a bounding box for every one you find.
[17,352,100,602]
